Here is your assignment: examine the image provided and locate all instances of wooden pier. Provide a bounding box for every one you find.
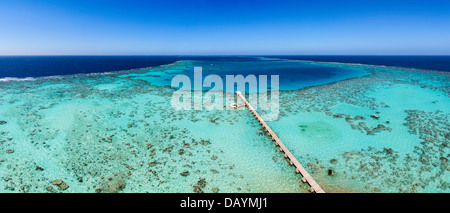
[235,91,325,193]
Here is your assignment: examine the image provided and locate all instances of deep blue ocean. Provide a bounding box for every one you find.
[0,55,449,78]
[270,55,450,72]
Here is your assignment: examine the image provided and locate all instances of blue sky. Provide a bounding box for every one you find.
[0,0,449,55]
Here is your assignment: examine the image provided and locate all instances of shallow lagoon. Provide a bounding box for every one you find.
[119,58,371,90]
[0,58,448,193]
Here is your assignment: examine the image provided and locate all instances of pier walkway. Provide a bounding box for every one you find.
[235,91,325,193]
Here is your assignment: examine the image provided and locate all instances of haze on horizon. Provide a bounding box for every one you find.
[0,0,449,55]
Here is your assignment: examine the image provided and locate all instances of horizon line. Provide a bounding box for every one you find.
[1,54,449,57]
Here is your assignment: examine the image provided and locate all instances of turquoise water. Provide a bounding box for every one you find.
[119,58,371,91]
[0,58,448,193]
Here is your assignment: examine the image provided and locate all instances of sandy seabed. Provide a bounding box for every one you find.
[0,58,448,193]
